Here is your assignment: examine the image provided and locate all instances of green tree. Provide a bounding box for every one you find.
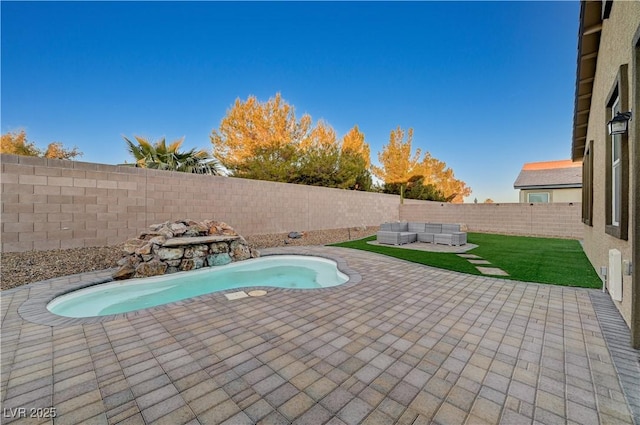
[404,175,447,201]
[383,175,447,201]
[294,146,373,190]
[296,120,344,188]
[235,144,300,182]
[340,125,372,191]
[124,136,220,174]
[335,152,370,191]
[295,121,373,190]
[296,146,340,187]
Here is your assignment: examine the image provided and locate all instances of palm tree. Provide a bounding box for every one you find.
[123,136,220,175]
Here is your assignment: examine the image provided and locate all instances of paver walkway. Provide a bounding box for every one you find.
[1,246,639,424]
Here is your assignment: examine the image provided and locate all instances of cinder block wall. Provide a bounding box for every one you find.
[400,201,583,239]
[1,155,401,252]
[1,155,584,252]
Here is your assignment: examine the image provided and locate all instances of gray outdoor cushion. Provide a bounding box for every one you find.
[417,233,434,243]
[434,233,454,245]
[378,221,466,246]
[377,231,401,245]
[380,223,393,231]
[390,222,408,232]
[425,223,442,233]
[408,222,426,233]
[442,224,461,233]
[377,231,416,245]
[451,232,467,245]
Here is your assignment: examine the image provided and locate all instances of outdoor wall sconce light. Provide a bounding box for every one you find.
[608,111,632,135]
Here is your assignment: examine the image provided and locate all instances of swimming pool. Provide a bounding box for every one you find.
[47,255,349,318]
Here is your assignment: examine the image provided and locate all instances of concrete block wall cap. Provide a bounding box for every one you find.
[162,235,240,247]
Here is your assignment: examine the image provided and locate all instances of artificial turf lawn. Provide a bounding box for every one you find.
[329,233,602,288]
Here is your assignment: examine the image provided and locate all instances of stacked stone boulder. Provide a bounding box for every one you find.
[113,219,259,280]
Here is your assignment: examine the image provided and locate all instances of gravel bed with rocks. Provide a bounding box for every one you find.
[0,226,378,291]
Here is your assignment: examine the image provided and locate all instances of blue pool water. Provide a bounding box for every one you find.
[47,255,348,318]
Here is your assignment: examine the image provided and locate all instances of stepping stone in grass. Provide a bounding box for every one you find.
[468,259,491,265]
[476,267,509,276]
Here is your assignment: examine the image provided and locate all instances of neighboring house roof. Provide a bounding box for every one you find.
[514,160,582,189]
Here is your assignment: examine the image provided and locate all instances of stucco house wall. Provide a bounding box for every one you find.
[550,188,582,203]
[576,1,639,337]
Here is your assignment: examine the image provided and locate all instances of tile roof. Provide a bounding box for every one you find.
[514,160,582,189]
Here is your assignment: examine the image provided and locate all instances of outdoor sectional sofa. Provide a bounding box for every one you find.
[377,222,467,246]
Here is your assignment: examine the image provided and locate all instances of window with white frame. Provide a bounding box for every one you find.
[527,192,549,203]
[604,64,629,240]
[612,97,622,226]
[582,140,594,226]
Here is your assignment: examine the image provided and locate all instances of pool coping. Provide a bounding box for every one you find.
[15,251,362,327]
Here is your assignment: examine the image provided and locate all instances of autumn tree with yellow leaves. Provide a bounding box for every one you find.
[373,127,471,203]
[210,93,372,189]
[211,93,312,180]
[420,152,471,203]
[372,127,423,203]
[341,125,371,169]
[1,130,82,160]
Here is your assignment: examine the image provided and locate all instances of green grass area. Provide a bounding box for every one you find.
[329,233,602,288]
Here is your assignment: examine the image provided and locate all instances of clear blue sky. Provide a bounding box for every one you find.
[1,1,580,202]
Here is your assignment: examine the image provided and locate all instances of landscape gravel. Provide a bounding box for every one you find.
[0,226,378,290]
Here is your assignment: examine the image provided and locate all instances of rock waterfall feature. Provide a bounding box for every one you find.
[113,219,259,280]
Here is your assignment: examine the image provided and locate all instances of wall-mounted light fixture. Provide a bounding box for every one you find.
[608,111,632,135]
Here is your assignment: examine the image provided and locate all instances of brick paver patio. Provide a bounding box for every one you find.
[1,246,639,424]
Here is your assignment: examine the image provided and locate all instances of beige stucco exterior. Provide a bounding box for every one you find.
[518,188,582,203]
[574,1,639,345]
